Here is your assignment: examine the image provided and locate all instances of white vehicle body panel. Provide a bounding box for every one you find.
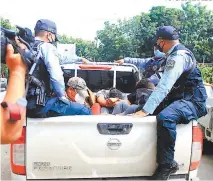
[0,63,204,180]
[198,86,213,142]
[26,116,192,179]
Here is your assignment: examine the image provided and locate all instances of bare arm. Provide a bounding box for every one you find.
[1,44,27,144]
[97,96,108,107]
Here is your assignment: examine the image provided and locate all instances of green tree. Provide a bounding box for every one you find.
[1,17,12,29]
[96,21,127,61]
[198,64,213,83]
[58,34,99,61]
[180,2,213,63]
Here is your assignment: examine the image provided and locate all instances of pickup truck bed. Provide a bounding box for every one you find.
[6,63,202,181]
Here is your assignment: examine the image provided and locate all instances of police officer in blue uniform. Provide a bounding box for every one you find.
[115,46,166,86]
[131,26,208,180]
[27,19,92,117]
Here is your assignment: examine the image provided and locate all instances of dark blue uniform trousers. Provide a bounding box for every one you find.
[155,99,202,165]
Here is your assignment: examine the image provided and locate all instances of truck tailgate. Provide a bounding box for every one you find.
[26,115,192,179]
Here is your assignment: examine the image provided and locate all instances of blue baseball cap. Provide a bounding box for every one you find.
[152,26,179,44]
[34,19,59,41]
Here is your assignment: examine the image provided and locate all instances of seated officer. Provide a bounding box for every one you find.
[115,45,166,86]
[26,19,91,117]
[131,26,207,180]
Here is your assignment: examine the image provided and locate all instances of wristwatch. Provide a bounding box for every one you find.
[1,97,27,122]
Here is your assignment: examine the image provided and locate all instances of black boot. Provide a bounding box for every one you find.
[151,161,179,180]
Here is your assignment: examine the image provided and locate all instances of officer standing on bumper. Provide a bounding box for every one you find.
[131,26,208,180]
[27,19,92,117]
[115,46,166,86]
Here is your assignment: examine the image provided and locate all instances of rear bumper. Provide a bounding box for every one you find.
[188,169,200,181]
[11,170,199,181]
[11,173,26,181]
[11,174,192,181]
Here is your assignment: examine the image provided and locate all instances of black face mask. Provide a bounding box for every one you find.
[156,41,164,52]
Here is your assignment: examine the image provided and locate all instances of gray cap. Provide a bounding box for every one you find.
[67,77,87,90]
[67,77,88,98]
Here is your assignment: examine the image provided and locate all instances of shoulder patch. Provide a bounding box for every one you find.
[165,59,175,71]
[152,65,158,71]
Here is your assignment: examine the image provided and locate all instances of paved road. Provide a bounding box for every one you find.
[1,142,213,180]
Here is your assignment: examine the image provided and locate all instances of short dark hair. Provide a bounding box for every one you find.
[109,88,124,99]
[136,78,155,89]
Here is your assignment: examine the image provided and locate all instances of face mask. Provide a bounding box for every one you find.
[156,41,164,52]
[75,94,85,104]
[154,49,165,58]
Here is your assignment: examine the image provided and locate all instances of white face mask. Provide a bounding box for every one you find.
[154,49,165,58]
[75,94,85,104]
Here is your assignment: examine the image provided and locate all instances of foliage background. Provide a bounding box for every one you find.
[1,2,213,83]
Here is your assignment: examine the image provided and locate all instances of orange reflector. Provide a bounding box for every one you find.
[190,161,200,171]
[192,126,203,142]
[190,125,203,171]
[10,127,26,175]
[79,64,112,70]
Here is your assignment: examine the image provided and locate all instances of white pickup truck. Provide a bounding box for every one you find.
[2,63,205,181]
[197,86,213,143]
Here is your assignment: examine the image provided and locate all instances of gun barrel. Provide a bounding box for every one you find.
[1,27,17,39]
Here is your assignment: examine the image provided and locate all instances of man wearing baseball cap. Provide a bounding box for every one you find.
[131,26,207,180]
[26,19,92,117]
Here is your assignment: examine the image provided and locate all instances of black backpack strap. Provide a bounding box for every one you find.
[184,52,196,75]
[33,40,45,58]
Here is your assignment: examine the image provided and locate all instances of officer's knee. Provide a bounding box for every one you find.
[156,112,167,128]
[157,111,176,131]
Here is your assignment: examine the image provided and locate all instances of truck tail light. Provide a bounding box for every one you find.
[10,127,26,175]
[190,122,203,171]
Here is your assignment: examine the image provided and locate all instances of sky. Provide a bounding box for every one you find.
[1,0,213,40]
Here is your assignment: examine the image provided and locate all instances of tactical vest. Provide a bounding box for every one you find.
[158,44,207,118]
[136,88,153,106]
[27,40,52,107]
[144,57,166,79]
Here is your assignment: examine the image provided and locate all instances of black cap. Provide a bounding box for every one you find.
[34,19,58,41]
[152,26,179,43]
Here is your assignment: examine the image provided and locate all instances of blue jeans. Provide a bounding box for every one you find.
[112,101,139,115]
[49,98,92,116]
